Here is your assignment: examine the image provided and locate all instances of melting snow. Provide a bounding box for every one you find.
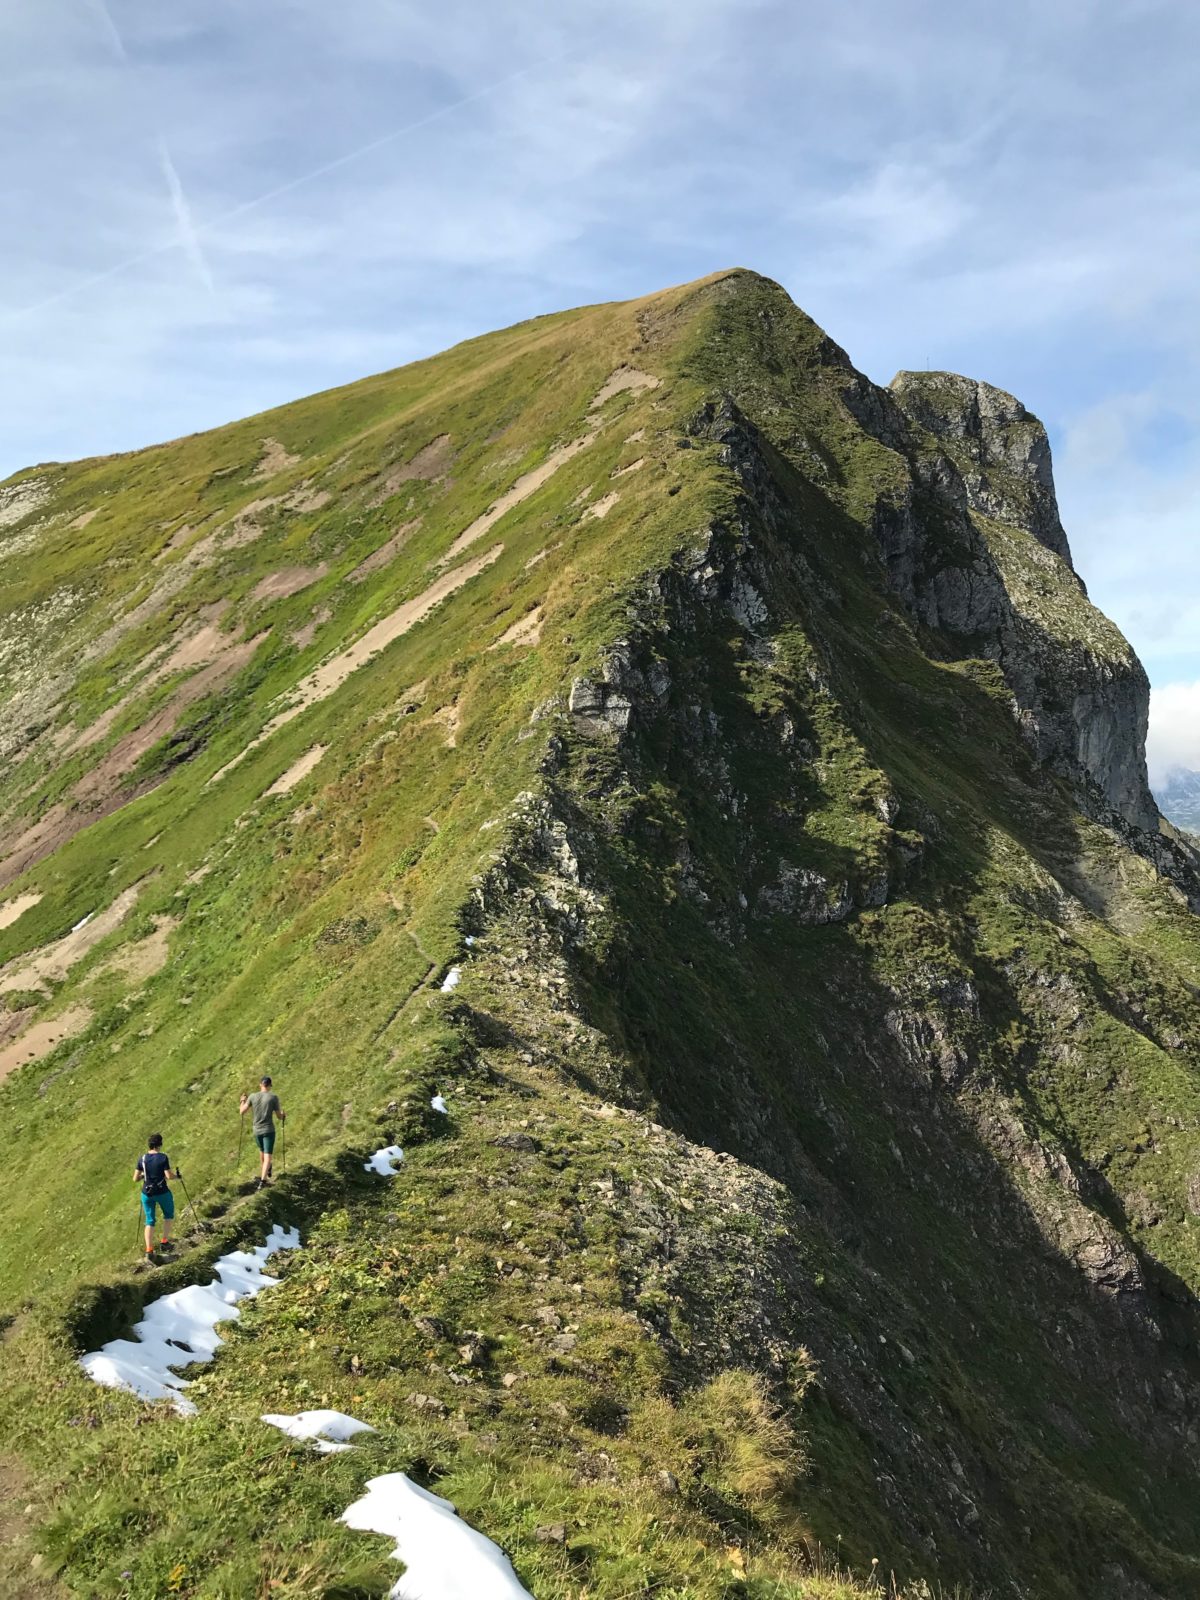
[365,1144,405,1176]
[342,1472,533,1600]
[430,1095,448,1116]
[79,1224,301,1413]
[262,1408,375,1455]
[439,966,461,992]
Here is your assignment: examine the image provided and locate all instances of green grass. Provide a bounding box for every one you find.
[2,269,1200,1599]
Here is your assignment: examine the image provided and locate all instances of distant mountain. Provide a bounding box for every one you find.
[1157,766,1200,834]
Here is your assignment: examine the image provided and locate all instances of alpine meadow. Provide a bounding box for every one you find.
[3,269,1200,1599]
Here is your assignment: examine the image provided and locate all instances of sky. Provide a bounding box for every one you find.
[2,0,1197,785]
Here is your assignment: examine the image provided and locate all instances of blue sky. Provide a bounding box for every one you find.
[3,0,1197,780]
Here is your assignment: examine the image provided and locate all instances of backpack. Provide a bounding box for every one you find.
[141,1151,169,1197]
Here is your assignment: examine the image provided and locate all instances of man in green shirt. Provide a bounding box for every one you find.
[239,1075,286,1188]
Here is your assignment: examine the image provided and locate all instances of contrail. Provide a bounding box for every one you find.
[77,0,216,297]
[157,137,215,295]
[86,0,127,60]
[10,44,573,319]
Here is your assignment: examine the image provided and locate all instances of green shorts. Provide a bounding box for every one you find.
[255,1130,276,1153]
[141,1190,175,1227]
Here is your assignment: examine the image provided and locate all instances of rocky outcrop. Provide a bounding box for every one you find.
[860,370,1160,833]
[889,371,1073,566]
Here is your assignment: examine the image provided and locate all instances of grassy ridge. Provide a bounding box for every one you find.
[2,271,1200,1598]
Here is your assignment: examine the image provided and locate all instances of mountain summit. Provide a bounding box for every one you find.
[3,270,1200,1599]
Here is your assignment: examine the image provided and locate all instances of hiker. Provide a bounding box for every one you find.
[240,1075,285,1188]
[134,1133,177,1259]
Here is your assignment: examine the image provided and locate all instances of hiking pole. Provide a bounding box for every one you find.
[236,1110,245,1174]
[279,1118,285,1176]
[175,1171,206,1236]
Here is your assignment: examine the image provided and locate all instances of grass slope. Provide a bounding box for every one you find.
[1,271,1199,1599]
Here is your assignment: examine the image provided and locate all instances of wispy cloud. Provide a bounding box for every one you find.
[2,0,1198,699]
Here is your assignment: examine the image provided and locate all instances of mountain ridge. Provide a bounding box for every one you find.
[2,269,1200,1599]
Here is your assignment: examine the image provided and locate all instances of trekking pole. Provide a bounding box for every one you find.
[279,1118,285,1176]
[174,1171,203,1236]
[236,1110,245,1174]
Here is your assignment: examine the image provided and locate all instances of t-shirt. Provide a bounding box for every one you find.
[249,1090,281,1135]
[137,1151,170,1195]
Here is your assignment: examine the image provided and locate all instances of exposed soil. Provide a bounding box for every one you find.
[612,457,645,478]
[0,893,42,931]
[0,884,142,994]
[264,745,329,796]
[250,564,329,603]
[70,633,267,808]
[289,605,333,650]
[428,705,461,748]
[441,435,596,566]
[0,603,252,884]
[0,1003,92,1082]
[491,607,544,649]
[369,434,454,506]
[250,437,301,480]
[347,522,421,584]
[589,367,661,408]
[69,508,99,530]
[95,913,179,984]
[66,605,236,757]
[583,491,619,520]
[210,545,503,785]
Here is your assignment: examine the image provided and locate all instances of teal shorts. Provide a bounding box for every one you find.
[255,1130,276,1153]
[141,1190,175,1227]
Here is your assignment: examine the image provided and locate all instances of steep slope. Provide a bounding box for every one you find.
[3,271,1200,1600]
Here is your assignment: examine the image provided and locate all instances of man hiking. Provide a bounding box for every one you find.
[134,1133,177,1260]
[240,1075,285,1188]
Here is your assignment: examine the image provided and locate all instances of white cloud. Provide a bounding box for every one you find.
[1148,682,1200,785]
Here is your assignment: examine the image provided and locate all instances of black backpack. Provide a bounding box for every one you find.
[141,1152,168,1197]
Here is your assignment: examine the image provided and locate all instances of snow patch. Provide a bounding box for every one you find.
[341,1471,533,1600]
[79,1224,300,1413]
[430,1095,448,1116]
[262,1409,375,1454]
[365,1144,405,1175]
[440,966,461,992]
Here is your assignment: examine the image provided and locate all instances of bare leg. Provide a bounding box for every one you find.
[144,1220,154,1252]
[161,1213,172,1244]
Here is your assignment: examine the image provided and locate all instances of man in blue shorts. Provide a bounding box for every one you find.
[239,1075,285,1188]
[134,1133,177,1259]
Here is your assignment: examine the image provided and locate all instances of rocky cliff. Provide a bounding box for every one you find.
[2,270,1200,1600]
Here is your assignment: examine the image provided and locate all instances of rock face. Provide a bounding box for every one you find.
[889,371,1072,564]
[852,367,1160,832]
[6,267,1200,1600]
